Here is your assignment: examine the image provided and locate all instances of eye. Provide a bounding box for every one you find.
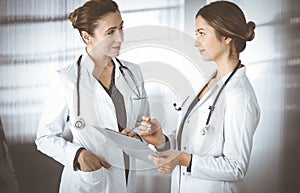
[195,31,205,37]
[107,30,115,35]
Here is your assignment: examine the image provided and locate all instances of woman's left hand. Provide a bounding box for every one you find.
[148,150,191,174]
[121,128,141,140]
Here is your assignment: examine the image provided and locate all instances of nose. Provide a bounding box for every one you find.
[115,29,124,43]
[194,38,200,47]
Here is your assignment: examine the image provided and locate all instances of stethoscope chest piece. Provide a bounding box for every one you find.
[74,117,86,130]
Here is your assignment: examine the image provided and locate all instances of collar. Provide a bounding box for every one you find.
[213,65,246,87]
[80,50,121,79]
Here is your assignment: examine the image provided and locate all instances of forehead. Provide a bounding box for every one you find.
[95,11,122,30]
[195,15,212,30]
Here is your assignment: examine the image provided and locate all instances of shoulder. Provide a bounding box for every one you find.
[226,67,256,97]
[43,60,77,94]
[117,59,140,70]
[55,60,77,83]
[225,73,260,112]
[57,61,76,75]
[115,58,143,77]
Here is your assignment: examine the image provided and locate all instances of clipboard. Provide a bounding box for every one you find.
[104,128,157,164]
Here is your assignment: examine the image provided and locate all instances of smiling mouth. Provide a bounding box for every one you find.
[112,46,121,50]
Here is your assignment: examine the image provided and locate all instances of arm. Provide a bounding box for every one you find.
[149,92,260,178]
[35,72,82,170]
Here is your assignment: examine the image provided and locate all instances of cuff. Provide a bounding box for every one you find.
[187,154,193,172]
[73,147,86,171]
[156,135,170,152]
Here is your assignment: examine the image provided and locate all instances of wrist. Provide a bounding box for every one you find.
[156,135,170,152]
[179,152,192,167]
[73,147,86,171]
[156,134,166,148]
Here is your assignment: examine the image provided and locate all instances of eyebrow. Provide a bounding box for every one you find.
[196,28,205,32]
[105,21,124,32]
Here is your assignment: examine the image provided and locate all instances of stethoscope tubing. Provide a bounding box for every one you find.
[174,60,241,135]
[74,55,143,129]
[205,60,241,127]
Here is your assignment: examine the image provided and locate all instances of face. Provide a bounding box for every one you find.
[85,11,124,58]
[194,16,229,62]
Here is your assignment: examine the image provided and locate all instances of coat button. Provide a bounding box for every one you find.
[182,172,185,175]
[183,146,187,150]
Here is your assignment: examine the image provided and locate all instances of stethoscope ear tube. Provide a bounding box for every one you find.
[74,55,85,130]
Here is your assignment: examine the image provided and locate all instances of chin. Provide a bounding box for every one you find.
[201,57,211,62]
[109,52,120,58]
[201,55,213,62]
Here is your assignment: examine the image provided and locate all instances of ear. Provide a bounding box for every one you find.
[81,31,90,44]
[223,37,232,44]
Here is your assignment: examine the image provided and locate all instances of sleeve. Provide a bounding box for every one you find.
[35,72,82,170]
[190,91,260,181]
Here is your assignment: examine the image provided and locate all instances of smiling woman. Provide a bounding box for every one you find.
[35,1,150,193]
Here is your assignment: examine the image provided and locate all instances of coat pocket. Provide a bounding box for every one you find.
[69,168,106,193]
[76,168,103,183]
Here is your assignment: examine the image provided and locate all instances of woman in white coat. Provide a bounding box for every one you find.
[139,1,260,193]
[35,0,149,193]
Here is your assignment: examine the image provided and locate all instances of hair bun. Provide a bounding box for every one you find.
[246,21,256,41]
[69,9,79,28]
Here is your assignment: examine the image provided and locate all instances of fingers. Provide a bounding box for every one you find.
[142,115,150,121]
[121,128,131,135]
[78,150,112,171]
[148,153,168,166]
[127,131,137,138]
[99,158,111,169]
[148,154,161,164]
[139,116,151,134]
[121,128,138,138]
[139,116,161,135]
[157,166,173,174]
[148,154,173,174]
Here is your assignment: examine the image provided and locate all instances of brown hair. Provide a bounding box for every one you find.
[69,0,119,37]
[196,1,255,55]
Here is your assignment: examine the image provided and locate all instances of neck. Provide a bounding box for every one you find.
[215,58,240,78]
[86,47,111,67]
[86,47,114,79]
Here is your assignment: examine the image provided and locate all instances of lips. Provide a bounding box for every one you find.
[112,46,121,50]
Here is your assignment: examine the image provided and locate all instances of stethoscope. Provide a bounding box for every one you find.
[174,60,241,135]
[74,55,147,130]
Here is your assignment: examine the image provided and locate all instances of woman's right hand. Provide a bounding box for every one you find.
[77,150,111,172]
[138,116,166,147]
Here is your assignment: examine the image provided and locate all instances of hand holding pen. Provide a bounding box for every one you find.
[138,116,166,148]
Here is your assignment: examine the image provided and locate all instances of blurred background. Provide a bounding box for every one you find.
[0,0,299,193]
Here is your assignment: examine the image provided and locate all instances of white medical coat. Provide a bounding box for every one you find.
[171,66,260,193]
[35,52,149,193]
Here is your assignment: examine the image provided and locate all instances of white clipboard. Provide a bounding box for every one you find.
[104,128,157,164]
